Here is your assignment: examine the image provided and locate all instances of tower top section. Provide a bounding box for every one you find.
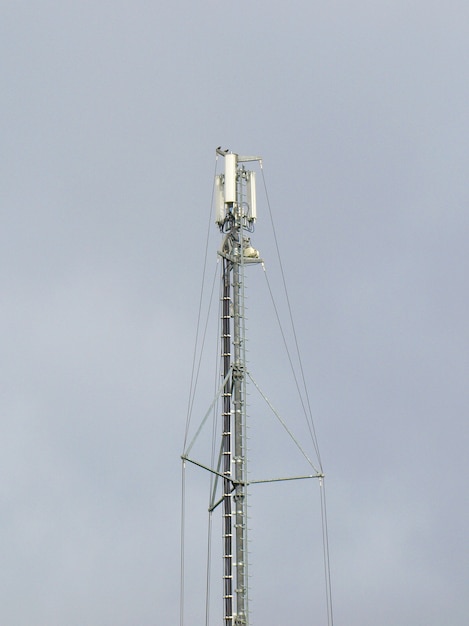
[214,147,262,229]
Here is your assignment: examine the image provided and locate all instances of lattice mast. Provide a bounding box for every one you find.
[215,148,261,626]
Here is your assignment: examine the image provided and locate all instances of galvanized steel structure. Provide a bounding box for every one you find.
[216,149,261,626]
[181,148,329,626]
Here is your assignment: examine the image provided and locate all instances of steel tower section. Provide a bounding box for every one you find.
[216,149,261,626]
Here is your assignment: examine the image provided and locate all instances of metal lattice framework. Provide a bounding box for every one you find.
[181,149,326,626]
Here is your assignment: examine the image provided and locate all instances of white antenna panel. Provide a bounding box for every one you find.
[247,171,257,221]
[224,154,237,203]
[215,175,225,224]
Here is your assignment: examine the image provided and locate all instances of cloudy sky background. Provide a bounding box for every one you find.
[2,1,469,624]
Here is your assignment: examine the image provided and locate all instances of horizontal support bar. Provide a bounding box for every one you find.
[249,474,323,485]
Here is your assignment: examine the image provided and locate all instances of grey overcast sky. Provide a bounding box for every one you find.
[1,1,468,624]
